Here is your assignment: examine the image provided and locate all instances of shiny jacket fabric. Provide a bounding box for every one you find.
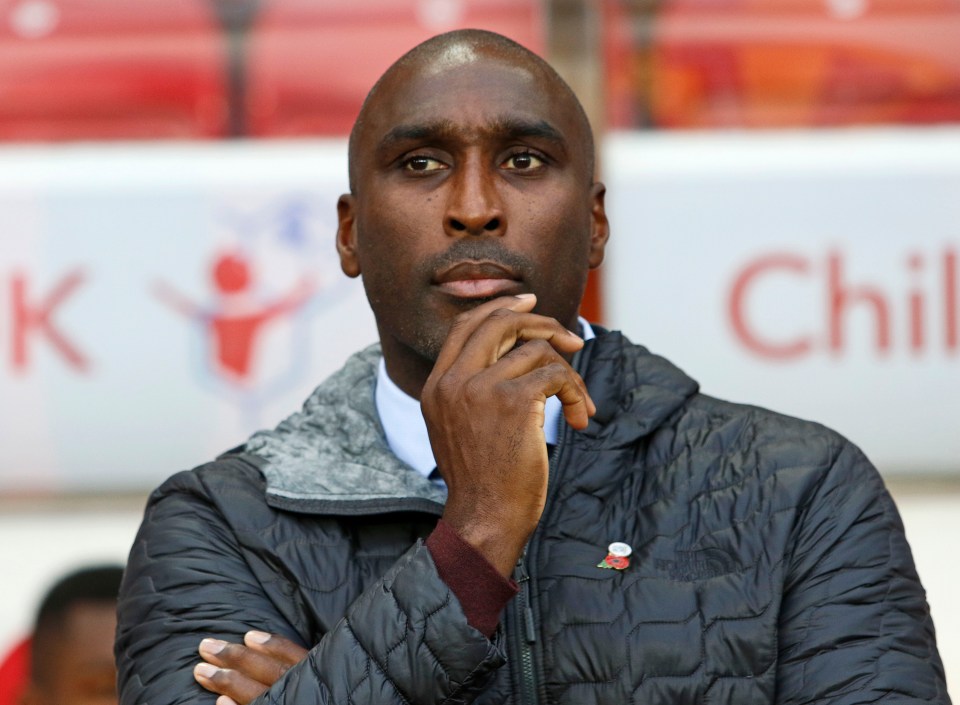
[116,331,950,705]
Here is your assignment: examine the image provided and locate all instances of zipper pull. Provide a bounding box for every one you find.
[514,554,530,583]
[514,549,537,644]
[523,606,537,643]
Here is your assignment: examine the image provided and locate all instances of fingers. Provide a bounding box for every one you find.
[193,659,268,705]
[194,632,309,704]
[198,637,291,685]
[431,297,590,406]
[433,294,537,370]
[435,294,585,371]
[479,340,595,429]
[526,362,595,430]
[243,630,309,665]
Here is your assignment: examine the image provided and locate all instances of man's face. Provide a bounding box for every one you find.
[22,602,118,705]
[337,45,608,392]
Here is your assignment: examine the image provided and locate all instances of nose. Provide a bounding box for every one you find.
[444,156,505,237]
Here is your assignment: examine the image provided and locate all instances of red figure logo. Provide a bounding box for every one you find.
[155,251,312,384]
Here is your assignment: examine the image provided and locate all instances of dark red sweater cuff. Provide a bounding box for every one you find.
[426,519,519,638]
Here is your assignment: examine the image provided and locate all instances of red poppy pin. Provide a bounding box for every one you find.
[597,541,632,570]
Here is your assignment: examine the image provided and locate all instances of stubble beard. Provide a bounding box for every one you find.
[381,239,539,362]
[404,313,450,365]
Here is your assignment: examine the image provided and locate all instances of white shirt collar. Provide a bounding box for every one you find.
[375,318,596,479]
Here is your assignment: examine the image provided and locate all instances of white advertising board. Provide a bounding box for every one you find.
[2,129,957,493]
[0,140,378,493]
[604,127,960,475]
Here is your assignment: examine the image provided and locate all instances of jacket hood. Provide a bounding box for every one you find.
[244,343,448,515]
[243,331,698,514]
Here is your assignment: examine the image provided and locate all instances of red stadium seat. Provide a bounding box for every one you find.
[0,0,229,141]
[604,0,960,129]
[244,0,545,137]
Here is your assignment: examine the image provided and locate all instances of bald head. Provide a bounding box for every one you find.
[348,29,595,193]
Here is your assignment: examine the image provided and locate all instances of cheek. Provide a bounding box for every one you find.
[368,180,443,229]
[512,196,593,312]
[358,188,440,255]
[356,218,414,286]
[515,197,591,262]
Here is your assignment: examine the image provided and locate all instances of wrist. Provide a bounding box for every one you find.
[426,519,519,636]
[441,509,532,577]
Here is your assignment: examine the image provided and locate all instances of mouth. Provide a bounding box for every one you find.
[433,261,524,299]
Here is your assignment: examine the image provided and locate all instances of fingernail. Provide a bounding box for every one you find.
[514,293,535,300]
[199,638,226,656]
[194,662,219,679]
[245,630,270,645]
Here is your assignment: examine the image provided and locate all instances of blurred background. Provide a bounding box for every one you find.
[0,0,957,697]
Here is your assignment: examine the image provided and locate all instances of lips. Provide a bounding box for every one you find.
[433,261,523,299]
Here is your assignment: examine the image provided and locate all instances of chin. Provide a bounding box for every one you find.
[407,326,449,364]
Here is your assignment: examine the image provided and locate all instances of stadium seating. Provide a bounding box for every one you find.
[0,0,228,140]
[244,0,544,136]
[0,0,542,141]
[604,0,960,129]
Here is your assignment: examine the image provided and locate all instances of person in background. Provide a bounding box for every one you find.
[18,565,124,705]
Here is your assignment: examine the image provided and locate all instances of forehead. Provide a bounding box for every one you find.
[360,47,583,152]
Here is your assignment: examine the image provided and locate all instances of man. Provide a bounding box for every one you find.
[116,29,949,704]
[20,565,124,705]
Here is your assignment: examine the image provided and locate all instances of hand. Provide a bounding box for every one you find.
[193,631,309,705]
[420,294,595,577]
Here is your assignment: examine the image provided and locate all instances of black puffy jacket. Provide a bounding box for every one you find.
[116,331,950,704]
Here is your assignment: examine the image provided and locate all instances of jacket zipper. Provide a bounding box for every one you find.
[511,342,588,704]
[512,548,538,704]
[511,410,569,705]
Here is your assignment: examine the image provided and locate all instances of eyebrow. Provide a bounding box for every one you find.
[376,116,569,158]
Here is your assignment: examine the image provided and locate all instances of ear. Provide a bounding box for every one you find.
[336,194,361,278]
[587,182,609,269]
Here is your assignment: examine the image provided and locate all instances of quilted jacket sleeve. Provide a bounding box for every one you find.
[116,468,505,705]
[776,441,950,704]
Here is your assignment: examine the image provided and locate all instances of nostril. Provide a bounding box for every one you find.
[484,218,500,232]
[450,219,467,232]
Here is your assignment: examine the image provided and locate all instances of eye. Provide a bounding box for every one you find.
[403,155,446,173]
[502,152,545,171]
